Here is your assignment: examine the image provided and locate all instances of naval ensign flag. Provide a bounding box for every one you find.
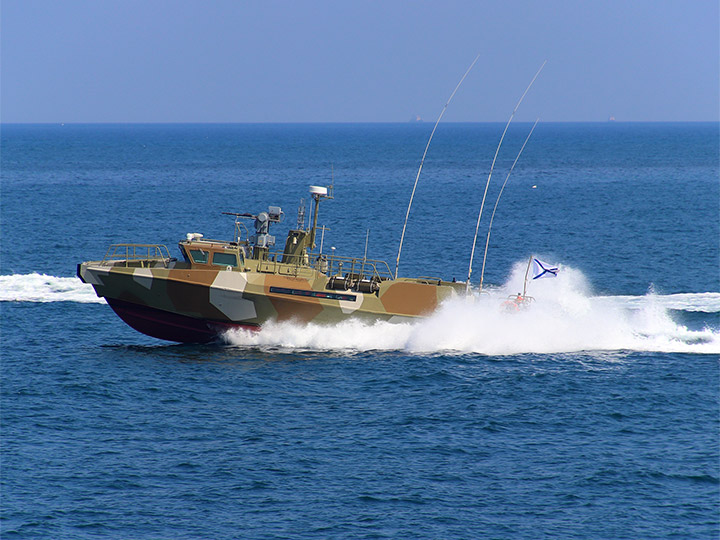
[532,258,559,280]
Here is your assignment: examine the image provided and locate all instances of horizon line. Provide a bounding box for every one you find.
[2,120,718,126]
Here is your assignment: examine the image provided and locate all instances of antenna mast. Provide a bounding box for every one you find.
[308,185,332,250]
[394,53,481,279]
[363,229,370,267]
[465,61,546,294]
[478,118,539,292]
[297,198,306,229]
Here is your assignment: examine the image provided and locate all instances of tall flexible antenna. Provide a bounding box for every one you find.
[465,60,546,293]
[478,118,539,292]
[394,53,481,279]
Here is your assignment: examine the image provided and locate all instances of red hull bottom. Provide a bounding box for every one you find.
[106,298,259,343]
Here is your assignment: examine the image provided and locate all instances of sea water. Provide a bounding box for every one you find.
[1,123,718,539]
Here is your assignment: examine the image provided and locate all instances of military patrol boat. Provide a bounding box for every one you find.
[78,185,465,343]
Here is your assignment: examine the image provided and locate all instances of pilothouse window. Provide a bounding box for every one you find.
[212,252,238,267]
[189,249,208,264]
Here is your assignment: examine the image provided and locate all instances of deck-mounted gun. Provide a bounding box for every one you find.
[222,206,284,259]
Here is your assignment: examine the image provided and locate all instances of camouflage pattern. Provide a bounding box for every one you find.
[78,192,466,343]
[78,240,462,342]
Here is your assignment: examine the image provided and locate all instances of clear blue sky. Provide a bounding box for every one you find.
[2,0,718,123]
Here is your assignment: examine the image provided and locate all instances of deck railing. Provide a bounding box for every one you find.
[258,250,394,281]
[101,244,173,268]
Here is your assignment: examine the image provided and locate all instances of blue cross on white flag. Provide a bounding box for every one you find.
[532,258,558,280]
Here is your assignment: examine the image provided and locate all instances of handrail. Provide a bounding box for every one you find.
[101,244,173,268]
[136,235,395,279]
[316,253,393,280]
[257,248,394,280]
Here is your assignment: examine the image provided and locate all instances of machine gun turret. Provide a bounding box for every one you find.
[222,206,283,248]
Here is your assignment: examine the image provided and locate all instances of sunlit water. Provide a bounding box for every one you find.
[2,123,718,539]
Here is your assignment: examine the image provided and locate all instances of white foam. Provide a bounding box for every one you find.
[223,263,720,356]
[0,273,105,304]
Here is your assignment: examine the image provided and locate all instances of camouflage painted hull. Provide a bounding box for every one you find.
[78,256,463,343]
[105,298,257,343]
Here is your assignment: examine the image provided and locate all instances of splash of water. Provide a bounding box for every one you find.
[223,263,720,355]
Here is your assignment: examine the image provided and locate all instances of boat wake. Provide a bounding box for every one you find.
[0,273,105,304]
[223,264,720,356]
[3,270,718,354]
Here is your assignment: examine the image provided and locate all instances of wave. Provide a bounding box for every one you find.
[0,273,105,304]
[223,264,720,356]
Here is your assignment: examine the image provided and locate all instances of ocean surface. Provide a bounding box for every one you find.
[1,122,719,539]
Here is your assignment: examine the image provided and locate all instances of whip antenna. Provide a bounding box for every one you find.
[478,118,540,292]
[394,53,481,279]
[465,60,546,294]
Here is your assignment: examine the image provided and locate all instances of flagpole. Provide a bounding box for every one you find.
[523,255,533,297]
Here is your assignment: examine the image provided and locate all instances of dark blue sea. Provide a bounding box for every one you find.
[2,122,719,539]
